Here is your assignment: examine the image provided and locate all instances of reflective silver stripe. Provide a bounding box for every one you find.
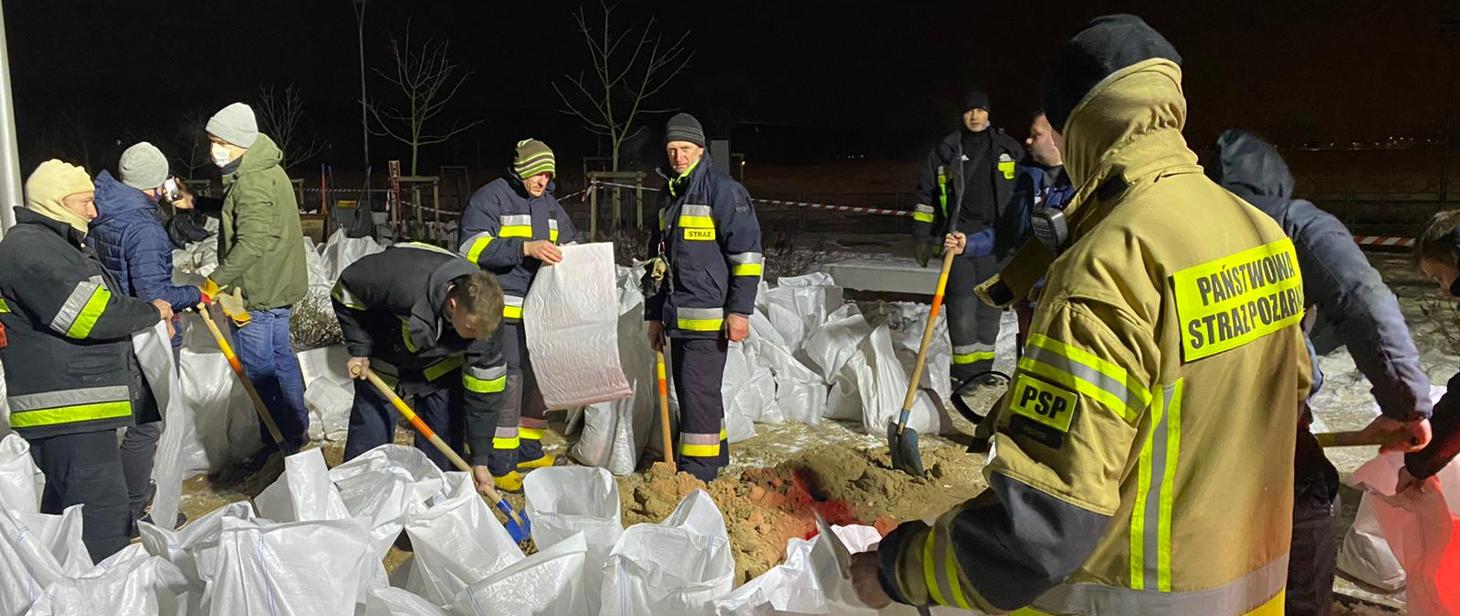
[495,426,518,438]
[503,295,524,308]
[1134,383,1179,589]
[500,214,532,227]
[521,416,548,429]
[677,306,724,320]
[952,343,994,355]
[458,231,492,254]
[1033,554,1288,616]
[682,431,721,444]
[548,219,559,230]
[49,281,101,336]
[467,365,506,381]
[914,203,936,215]
[88,274,106,289]
[728,252,764,265]
[396,241,455,256]
[681,204,713,217]
[10,385,131,411]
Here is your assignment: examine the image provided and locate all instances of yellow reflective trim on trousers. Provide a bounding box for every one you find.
[503,304,523,319]
[913,211,935,223]
[464,373,506,393]
[493,436,520,450]
[9,400,132,428]
[520,427,544,440]
[1158,380,1184,592]
[499,225,533,238]
[466,234,494,263]
[680,443,720,457]
[677,317,724,332]
[1129,398,1160,590]
[677,214,715,229]
[922,532,947,607]
[732,263,763,277]
[66,286,112,339]
[952,351,995,365]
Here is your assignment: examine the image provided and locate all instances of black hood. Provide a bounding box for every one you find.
[1042,14,1182,134]
[1210,129,1294,207]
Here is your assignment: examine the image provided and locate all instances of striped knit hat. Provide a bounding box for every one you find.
[513,139,555,179]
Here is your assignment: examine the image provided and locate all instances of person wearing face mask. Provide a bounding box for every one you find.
[88,141,208,532]
[0,160,171,562]
[1401,211,1460,493]
[1008,111,1075,350]
[201,101,310,469]
[910,89,1025,390]
[457,139,580,492]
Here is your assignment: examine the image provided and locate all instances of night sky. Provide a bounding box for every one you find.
[2,0,1452,174]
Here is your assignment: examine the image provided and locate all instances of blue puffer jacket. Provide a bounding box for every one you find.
[88,171,202,311]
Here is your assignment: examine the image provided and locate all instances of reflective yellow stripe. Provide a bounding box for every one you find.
[465,233,494,263]
[0,297,9,313]
[679,442,720,457]
[732,263,763,277]
[1020,334,1151,422]
[677,318,723,331]
[331,281,365,310]
[422,356,464,383]
[719,428,727,440]
[66,286,111,339]
[503,304,523,319]
[913,211,935,223]
[1245,590,1284,616]
[493,436,520,450]
[9,401,131,428]
[1129,397,1159,589]
[952,351,995,365]
[941,537,973,609]
[520,427,544,440]
[401,320,419,353]
[922,532,947,606]
[677,214,715,229]
[463,372,506,393]
[549,229,559,243]
[1158,380,1183,592]
[499,225,533,238]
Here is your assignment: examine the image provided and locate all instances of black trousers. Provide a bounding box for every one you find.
[945,253,1004,383]
[1286,428,1339,616]
[29,429,131,564]
[344,376,464,473]
[672,337,729,482]
[489,322,549,476]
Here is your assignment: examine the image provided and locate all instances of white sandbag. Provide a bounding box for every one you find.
[760,273,842,353]
[23,543,189,616]
[363,587,451,616]
[0,505,92,616]
[253,448,351,523]
[571,266,657,475]
[600,489,735,616]
[320,230,384,281]
[1338,494,1407,592]
[0,358,8,437]
[298,345,354,442]
[855,325,950,436]
[139,501,256,614]
[133,321,195,533]
[873,302,952,407]
[803,305,873,380]
[747,312,827,425]
[525,243,632,409]
[207,516,378,616]
[524,467,622,614]
[330,444,449,561]
[177,311,263,472]
[400,473,525,605]
[0,435,42,513]
[1348,452,1460,616]
[722,341,773,437]
[451,532,589,616]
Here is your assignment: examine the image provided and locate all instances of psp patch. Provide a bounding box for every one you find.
[1010,373,1077,433]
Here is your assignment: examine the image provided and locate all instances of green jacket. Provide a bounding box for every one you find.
[212,134,307,310]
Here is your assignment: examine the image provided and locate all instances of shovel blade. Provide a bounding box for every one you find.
[887,421,926,476]
[495,498,533,544]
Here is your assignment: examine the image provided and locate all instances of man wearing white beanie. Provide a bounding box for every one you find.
[202,101,310,466]
[90,141,206,530]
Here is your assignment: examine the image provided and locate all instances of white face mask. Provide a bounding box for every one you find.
[210,143,234,168]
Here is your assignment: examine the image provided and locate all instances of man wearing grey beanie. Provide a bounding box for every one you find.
[203,100,310,468]
[89,141,206,531]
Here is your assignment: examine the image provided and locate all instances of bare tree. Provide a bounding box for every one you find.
[554,2,693,172]
[366,28,482,175]
[256,83,329,171]
[170,109,211,180]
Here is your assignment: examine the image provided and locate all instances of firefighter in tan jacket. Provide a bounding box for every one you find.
[852,15,1313,615]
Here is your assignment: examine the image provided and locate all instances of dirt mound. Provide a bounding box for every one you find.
[619,443,986,583]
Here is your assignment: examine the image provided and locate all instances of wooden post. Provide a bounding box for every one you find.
[589,172,599,241]
[612,183,621,233]
[387,160,402,239]
[635,172,645,230]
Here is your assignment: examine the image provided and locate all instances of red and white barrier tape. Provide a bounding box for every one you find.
[1352,235,1414,248]
[587,180,912,217]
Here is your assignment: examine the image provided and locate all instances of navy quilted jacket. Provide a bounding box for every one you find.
[88,170,202,310]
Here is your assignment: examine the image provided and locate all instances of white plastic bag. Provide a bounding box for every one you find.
[23,544,188,616]
[133,321,196,532]
[330,444,449,561]
[525,242,632,409]
[1348,452,1460,616]
[252,448,351,523]
[571,266,657,475]
[600,489,735,616]
[399,473,525,605]
[177,313,263,473]
[854,325,950,436]
[524,467,622,614]
[0,434,42,513]
[298,345,354,442]
[1338,494,1407,592]
[451,532,589,616]
[747,312,827,425]
[208,516,378,616]
[139,501,257,614]
[0,505,91,616]
[363,587,451,616]
[320,230,384,281]
[759,273,842,353]
[0,358,8,437]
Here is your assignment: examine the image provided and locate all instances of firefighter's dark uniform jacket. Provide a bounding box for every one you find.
[0,208,161,438]
[878,59,1311,615]
[911,128,1025,257]
[643,156,763,336]
[331,243,506,465]
[457,172,581,322]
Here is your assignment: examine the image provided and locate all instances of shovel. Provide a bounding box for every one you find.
[1317,429,1423,449]
[358,367,532,543]
[656,350,675,469]
[195,303,294,454]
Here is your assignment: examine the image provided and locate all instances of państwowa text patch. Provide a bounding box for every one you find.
[1010,373,1077,433]
[1171,238,1304,362]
